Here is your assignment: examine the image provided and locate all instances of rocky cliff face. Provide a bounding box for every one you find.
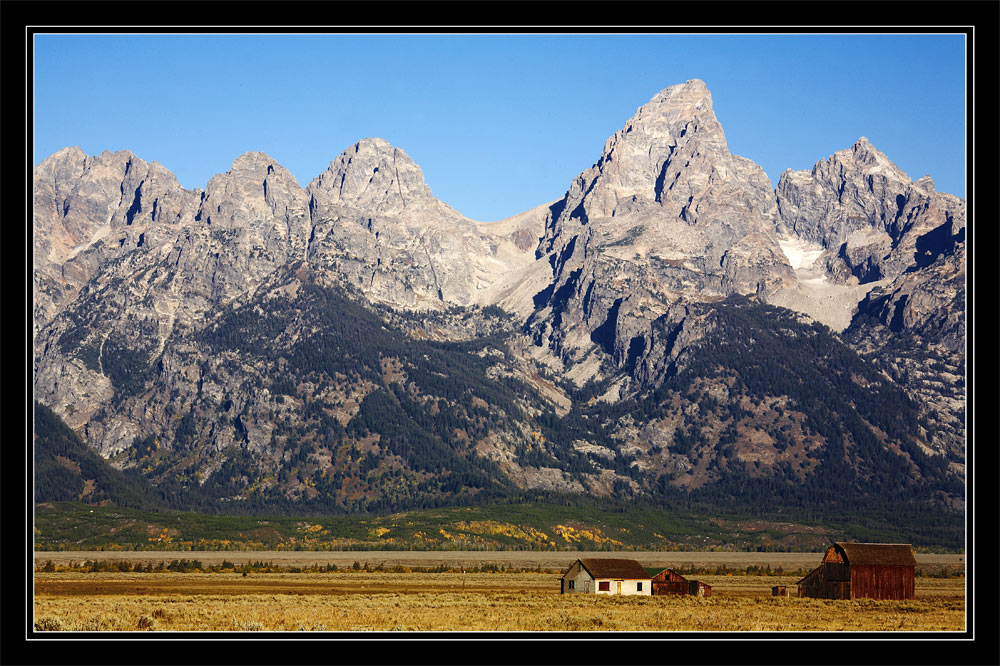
[528,80,793,392]
[305,138,544,311]
[31,79,966,509]
[32,147,201,337]
[775,138,965,279]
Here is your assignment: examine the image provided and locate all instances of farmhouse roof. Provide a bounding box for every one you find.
[831,543,917,567]
[575,558,650,580]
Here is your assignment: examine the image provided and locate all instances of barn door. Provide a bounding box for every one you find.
[616,580,622,595]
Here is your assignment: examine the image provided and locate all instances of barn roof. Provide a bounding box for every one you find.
[648,567,688,581]
[575,558,651,579]
[796,565,823,585]
[831,542,917,567]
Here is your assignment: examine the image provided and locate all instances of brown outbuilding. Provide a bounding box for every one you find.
[649,567,712,597]
[796,542,916,600]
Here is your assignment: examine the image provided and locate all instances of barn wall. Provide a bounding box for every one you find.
[653,581,690,596]
[652,569,691,596]
[797,567,824,598]
[850,564,915,600]
[823,562,849,582]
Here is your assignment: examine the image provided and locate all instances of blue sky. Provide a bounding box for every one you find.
[33,33,966,222]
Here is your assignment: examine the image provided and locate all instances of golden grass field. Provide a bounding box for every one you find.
[33,571,965,632]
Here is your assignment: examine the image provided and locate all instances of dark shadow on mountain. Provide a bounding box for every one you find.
[553,235,577,274]
[888,294,908,333]
[590,297,623,355]
[549,269,581,328]
[124,185,143,225]
[625,335,646,374]
[535,198,568,259]
[532,282,555,310]
[908,220,959,272]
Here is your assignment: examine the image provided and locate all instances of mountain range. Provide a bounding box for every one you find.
[32,80,966,531]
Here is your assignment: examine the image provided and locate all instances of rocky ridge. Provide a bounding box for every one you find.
[32,79,965,506]
[527,79,795,393]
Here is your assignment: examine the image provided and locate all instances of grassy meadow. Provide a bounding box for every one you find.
[33,570,965,632]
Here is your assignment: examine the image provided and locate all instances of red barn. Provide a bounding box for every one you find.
[797,542,916,600]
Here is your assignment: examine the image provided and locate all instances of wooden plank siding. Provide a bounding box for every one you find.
[651,568,688,596]
[654,581,691,595]
[797,566,824,598]
[849,564,915,600]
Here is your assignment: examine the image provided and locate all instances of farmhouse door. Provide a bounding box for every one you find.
[616,580,622,595]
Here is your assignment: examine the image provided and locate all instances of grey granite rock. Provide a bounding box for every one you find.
[529,80,793,383]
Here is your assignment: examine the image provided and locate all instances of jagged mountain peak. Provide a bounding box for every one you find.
[640,78,719,131]
[349,136,397,154]
[307,137,446,219]
[36,145,87,166]
[651,77,709,98]
[823,136,910,184]
[545,79,757,232]
[913,174,936,192]
[198,151,309,234]
[229,150,284,171]
[627,78,724,143]
[215,151,304,198]
[35,146,141,179]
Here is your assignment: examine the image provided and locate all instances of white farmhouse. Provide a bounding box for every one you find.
[560,558,652,595]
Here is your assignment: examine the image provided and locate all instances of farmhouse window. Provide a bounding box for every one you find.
[637,582,643,591]
[598,581,610,591]
[568,580,575,590]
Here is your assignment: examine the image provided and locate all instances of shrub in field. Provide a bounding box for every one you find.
[34,616,63,631]
[136,615,157,630]
[298,623,328,631]
[79,617,113,631]
[231,619,265,631]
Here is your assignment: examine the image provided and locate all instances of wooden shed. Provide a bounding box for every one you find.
[648,568,712,597]
[561,558,651,595]
[796,542,916,600]
[689,579,712,597]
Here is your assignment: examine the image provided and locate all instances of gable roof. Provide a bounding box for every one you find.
[796,565,823,585]
[830,543,917,567]
[575,558,650,580]
[648,567,687,581]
